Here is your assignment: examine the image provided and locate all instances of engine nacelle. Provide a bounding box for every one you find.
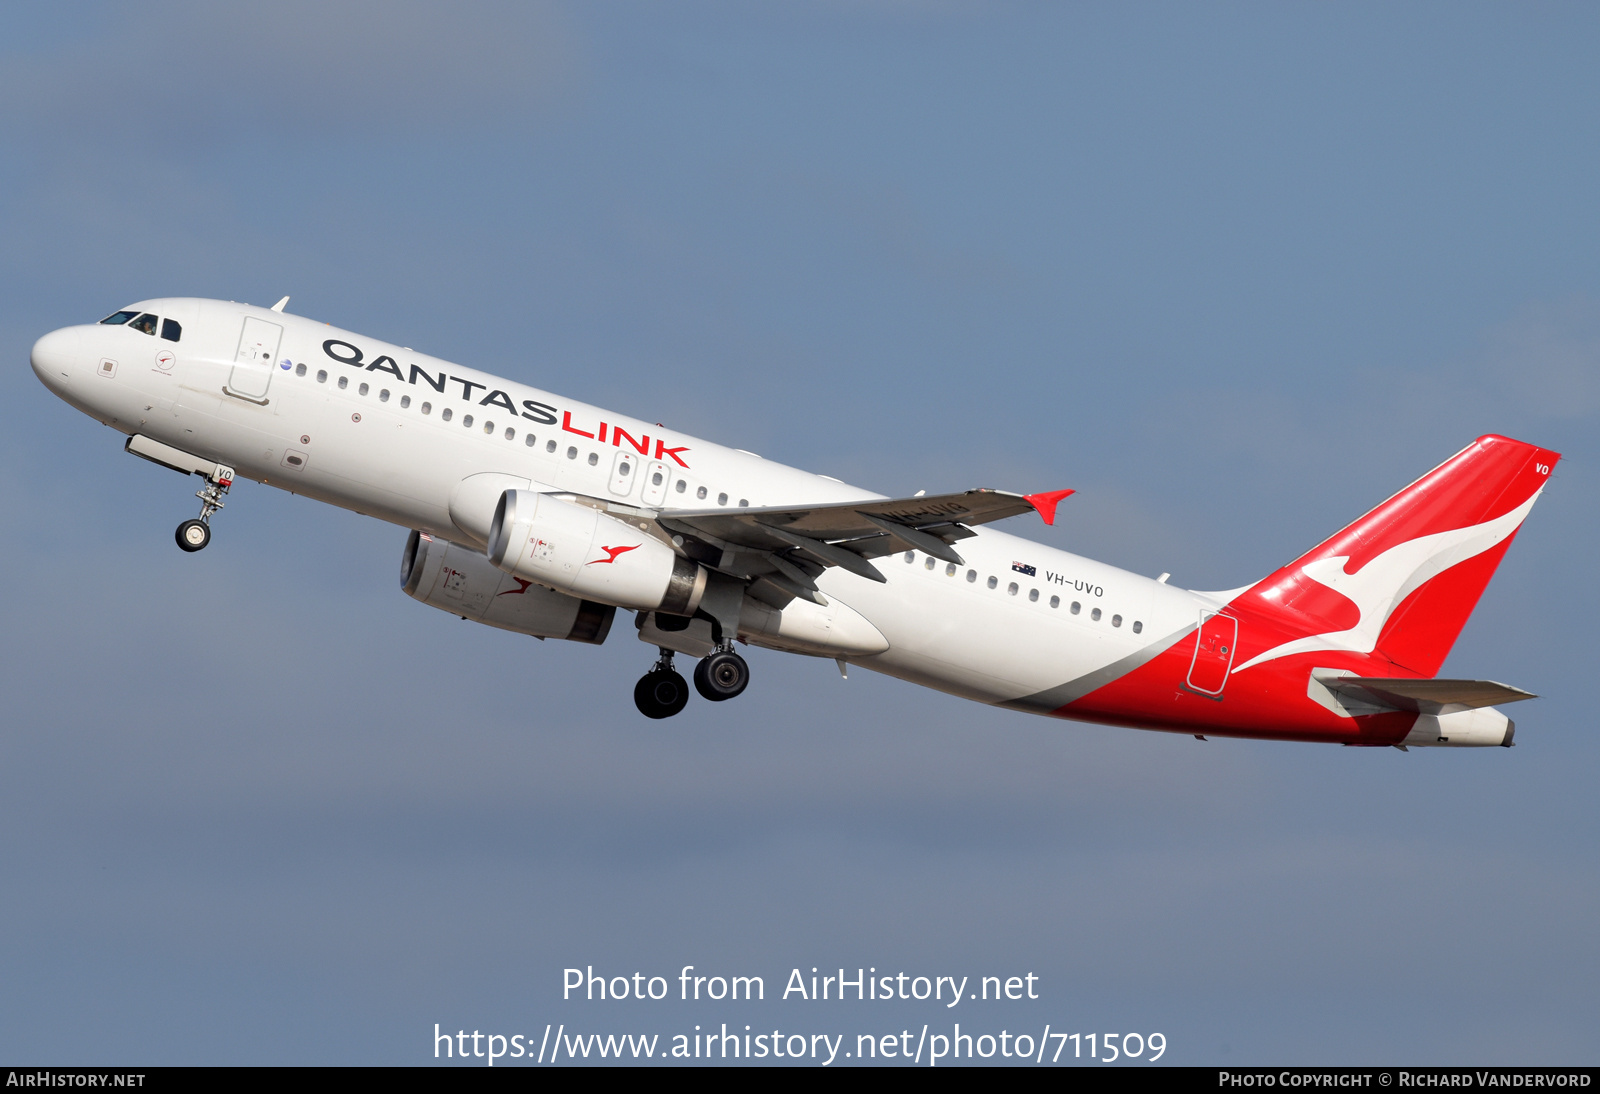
[487,490,707,616]
[401,530,614,644]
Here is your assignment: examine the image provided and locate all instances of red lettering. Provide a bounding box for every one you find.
[613,427,650,455]
[561,411,595,439]
[598,422,607,444]
[655,440,691,468]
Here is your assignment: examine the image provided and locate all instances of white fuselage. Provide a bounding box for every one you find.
[32,297,1212,713]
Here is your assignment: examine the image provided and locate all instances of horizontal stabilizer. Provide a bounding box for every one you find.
[1314,672,1536,715]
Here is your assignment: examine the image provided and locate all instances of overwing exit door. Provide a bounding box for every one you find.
[639,460,670,506]
[1186,611,1238,696]
[608,449,638,497]
[226,316,283,402]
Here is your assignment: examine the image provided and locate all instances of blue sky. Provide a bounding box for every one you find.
[1,1,1596,1064]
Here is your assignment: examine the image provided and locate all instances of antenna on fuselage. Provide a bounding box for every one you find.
[270,296,290,312]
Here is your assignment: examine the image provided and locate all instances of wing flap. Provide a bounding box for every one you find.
[660,488,1043,548]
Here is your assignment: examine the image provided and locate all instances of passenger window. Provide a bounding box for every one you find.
[295,363,306,377]
[1050,595,1060,608]
[1007,582,1018,596]
[421,402,432,415]
[619,461,631,475]
[697,486,707,500]
[525,434,536,447]
[1071,601,1081,614]
[1091,608,1102,621]
[1112,614,1122,627]
[987,576,998,589]
[160,318,182,342]
[129,313,158,335]
[462,414,473,428]
[966,570,976,583]
[1132,620,1143,634]
[379,389,390,402]
[717,492,727,505]
[442,408,453,421]
[484,422,495,435]
[904,552,915,563]
[1028,588,1039,602]
[924,557,935,570]
[587,452,599,465]
[676,480,686,492]
[546,440,557,452]
[652,472,664,486]
[358,382,369,396]
[739,498,748,507]
[400,395,411,408]
[316,369,327,383]
[99,310,138,325]
[567,446,577,459]
[504,427,514,440]
[946,563,957,576]
[337,376,348,390]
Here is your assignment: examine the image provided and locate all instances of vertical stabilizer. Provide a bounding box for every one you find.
[1229,435,1559,677]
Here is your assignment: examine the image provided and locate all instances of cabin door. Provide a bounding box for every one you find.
[1186,611,1237,696]
[227,316,283,400]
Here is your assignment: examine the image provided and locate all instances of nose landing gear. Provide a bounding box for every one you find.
[634,649,690,719]
[174,466,233,553]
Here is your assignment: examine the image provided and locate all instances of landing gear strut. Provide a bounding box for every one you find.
[634,648,690,719]
[693,645,750,702]
[175,465,233,553]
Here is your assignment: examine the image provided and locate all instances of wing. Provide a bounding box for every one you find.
[656,487,1072,607]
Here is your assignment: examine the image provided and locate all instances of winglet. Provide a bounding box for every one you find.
[271,296,290,312]
[1024,488,1075,525]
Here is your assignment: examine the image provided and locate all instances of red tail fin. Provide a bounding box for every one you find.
[1229,435,1559,677]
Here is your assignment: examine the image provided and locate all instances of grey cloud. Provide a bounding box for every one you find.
[1474,296,1600,420]
[0,0,580,142]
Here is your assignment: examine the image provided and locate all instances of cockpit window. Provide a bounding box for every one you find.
[128,313,158,335]
[99,310,138,325]
[160,318,181,342]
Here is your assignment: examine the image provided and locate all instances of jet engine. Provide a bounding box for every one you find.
[487,490,707,616]
[401,529,614,644]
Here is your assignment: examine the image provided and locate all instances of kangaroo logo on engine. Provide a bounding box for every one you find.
[590,544,641,565]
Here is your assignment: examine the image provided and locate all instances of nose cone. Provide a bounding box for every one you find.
[31,326,83,392]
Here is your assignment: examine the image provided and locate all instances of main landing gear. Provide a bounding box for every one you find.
[634,649,691,719]
[632,643,750,718]
[694,646,750,702]
[174,466,234,553]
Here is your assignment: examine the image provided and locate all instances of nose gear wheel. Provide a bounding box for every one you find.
[175,519,210,552]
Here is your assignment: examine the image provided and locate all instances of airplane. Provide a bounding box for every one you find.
[30,297,1558,748]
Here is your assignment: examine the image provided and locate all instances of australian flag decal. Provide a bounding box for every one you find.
[1012,561,1036,576]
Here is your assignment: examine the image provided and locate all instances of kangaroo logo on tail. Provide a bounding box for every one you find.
[1234,491,1542,672]
[1226,435,1559,678]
